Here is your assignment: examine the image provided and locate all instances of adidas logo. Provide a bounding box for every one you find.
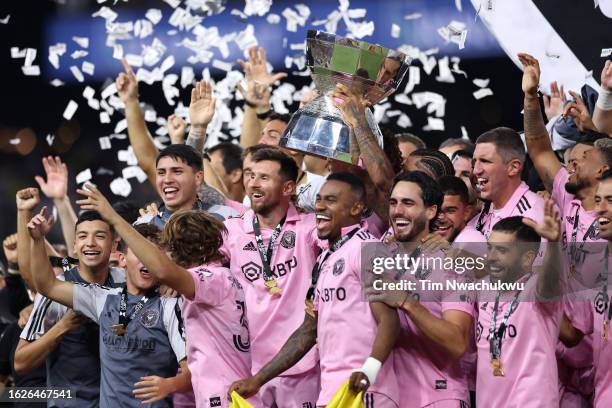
[243,242,257,251]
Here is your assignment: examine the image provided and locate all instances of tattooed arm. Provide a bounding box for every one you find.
[331,84,394,221]
[518,53,561,193]
[228,313,317,398]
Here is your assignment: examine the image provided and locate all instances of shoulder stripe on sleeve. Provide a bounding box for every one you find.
[27,298,52,341]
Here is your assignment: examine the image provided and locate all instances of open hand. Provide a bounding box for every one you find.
[189,80,217,128]
[543,81,566,120]
[330,83,369,128]
[522,199,561,242]
[35,156,68,200]
[517,53,540,97]
[133,376,173,404]
[563,90,597,132]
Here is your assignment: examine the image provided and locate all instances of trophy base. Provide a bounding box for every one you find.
[279,95,382,165]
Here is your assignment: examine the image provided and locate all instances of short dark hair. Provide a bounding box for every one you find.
[207,143,243,175]
[156,144,203,172]
[112,200,141,225]
[439,138,474,150]
[410,149,455,180]
[594,138,612,169]
[600,168,612,181]
[476,127,525,164]
[492,216,541,245]
[382,127,404,174]
[268,112,291,125]
[326,172,366,202]
[241,143,269,162]
[75,211,114,234]
[438,176,470,205]
[392,171,443,209]
[451,149,474,162]
[250,147,299,182]
[133,224,161,245]
[396,133,426,149]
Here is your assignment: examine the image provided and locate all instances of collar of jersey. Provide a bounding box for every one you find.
[243,202,301,233]
[490,181,530,213]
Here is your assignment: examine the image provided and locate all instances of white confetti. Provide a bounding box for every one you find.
[455,0,462,12]
[244,0,272,16]
[82,86,95,100]
[71,50,88,59]
[46,134,55,146]
[125,54,143,67]
[24,48,37,66]
[472,78,490,88]
[50,79,64,87]
[163,0,181,8]
[461,126,470,140]
[96,167,114,176]
[101,83,117,99]
[72,36,89,49]
[212,59,233,72]
[118,147,139,165]
[162,74,180,106]
[113,44,124,60]
[87,98,100,110]
[122,166,148,183]
[397,114,412,128]
[423,117,445,131]
[145,8,162,24]
[110,177,132,197]
[435,56,455,83]
[404,66,421,93]
[114,118,127,134]
[75,168,92,184]
[99,136,112,150]
[9,138,20,145]
[70,66,84,82]
[602,48,612,57]
[266,13,280,24]
[11,47,26,58]
[100,112,111,123]
[0,14,10,24]
[144,109,157,122]
[92,6,117,22]
[404,13,422,20]
[473,88,493,99]
[450,56,467,78]
[22,66,40,76]
[391,24,401,39]
[180,66,195,88]
[63,100,78,120]
[82,61,95,75]
[394,93,413,105]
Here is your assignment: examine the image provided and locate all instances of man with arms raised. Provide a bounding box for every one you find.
[220,147,320,407]
[231,172,400,407]
[27,204,190,408]
[468,127,545,238]
[475,211,563,407]
[16,209,125,408]
[368,171,475,407]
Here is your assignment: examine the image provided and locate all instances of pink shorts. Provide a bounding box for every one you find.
[318,391,398,408]
[260,365,320,408]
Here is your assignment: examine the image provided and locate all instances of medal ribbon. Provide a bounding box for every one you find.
[117,285,154,330]
[569,205,598,268]
[488,281,526,360]
[252,215,286,283]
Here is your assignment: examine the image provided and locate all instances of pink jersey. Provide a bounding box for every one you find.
[476,274,563,407]
[224,197,247,214]
[453,226,486,244]
[312,224,399,406]
[220,203,320,375]
[467,181,545,239]
[183,263,261,408]
[391,248,475,407]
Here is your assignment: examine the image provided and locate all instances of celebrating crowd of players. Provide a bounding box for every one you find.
[1,48,612,408]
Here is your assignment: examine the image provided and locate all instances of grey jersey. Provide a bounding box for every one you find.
[20,267,125,408]
[73,284,186,408]
[135,197,238,227]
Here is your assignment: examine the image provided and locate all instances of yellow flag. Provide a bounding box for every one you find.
[326,380,364,408]
[228,391,254,408]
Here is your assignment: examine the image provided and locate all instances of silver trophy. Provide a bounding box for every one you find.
[279,30,411,164]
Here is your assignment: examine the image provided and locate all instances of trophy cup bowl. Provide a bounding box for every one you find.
[279,30,411,164]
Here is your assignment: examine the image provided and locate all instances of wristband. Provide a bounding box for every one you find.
[596,87,612,111]
[359,357,382,384]
[256,109,273,120]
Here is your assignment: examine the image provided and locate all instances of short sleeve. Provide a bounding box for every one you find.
[441,273,476,317]
[20,294,64,341]
[219,224,232,261]
[72,284,115,322]
[552,167,570,214]
[565,299,594,335]
[186,266,229,307]
[161,297,187,363]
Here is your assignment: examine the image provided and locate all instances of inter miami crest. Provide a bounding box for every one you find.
[280,231,296,249]
[140,308,159,328]
[594,292,609,315]
[333,259,345,276]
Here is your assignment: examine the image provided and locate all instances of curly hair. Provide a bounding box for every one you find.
[160,210,227,268]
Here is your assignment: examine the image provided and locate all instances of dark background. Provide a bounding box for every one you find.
[0,0,606,257]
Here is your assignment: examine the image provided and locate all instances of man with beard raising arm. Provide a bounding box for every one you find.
[230,172,401,407]
[220,147,320,408]
[368,171,474,408]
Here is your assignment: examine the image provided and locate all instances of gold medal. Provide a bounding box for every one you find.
[490,358,505,377]
[265,279,282,296]
[111,324,126,336]
[604,320,609,341]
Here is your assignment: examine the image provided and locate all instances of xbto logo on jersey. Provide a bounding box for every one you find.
[240,256,298,282]
[241,261,262,282]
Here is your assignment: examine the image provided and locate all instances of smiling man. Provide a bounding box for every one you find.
[468,127,545,238]
[434,176,483,244]
[230,172,400,407]
[26,207,190,408]
[140,144,238,227]
[16,211,125,408]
